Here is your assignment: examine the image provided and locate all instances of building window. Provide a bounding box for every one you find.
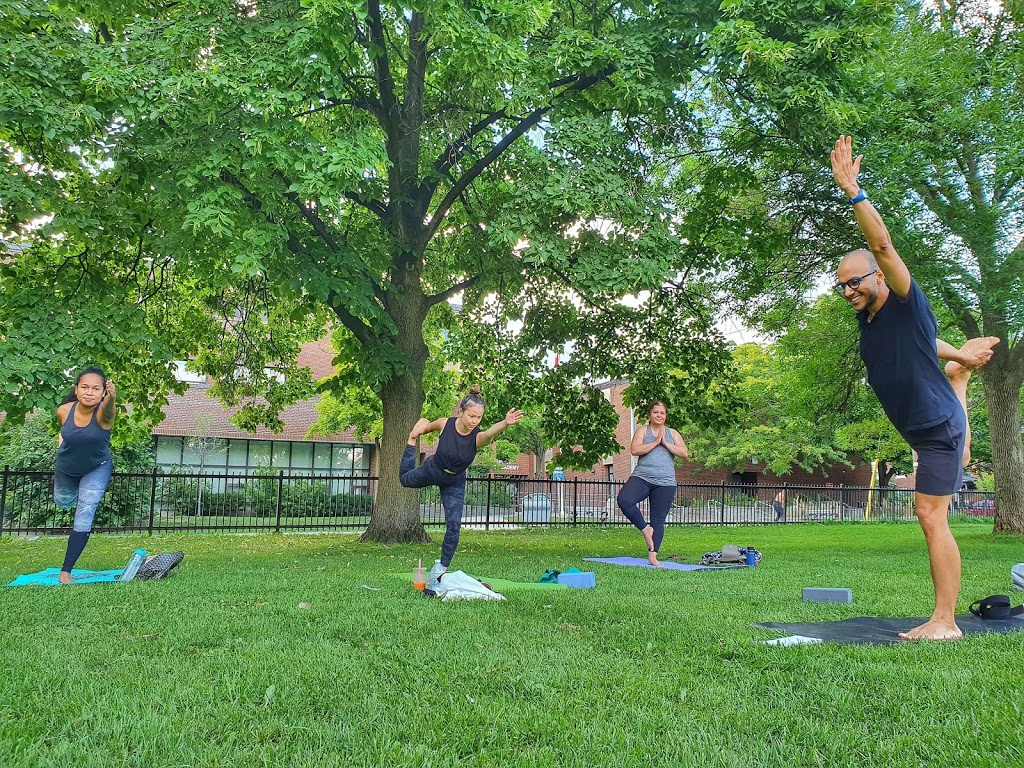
[153,436,373,486]
[173,361,206,384]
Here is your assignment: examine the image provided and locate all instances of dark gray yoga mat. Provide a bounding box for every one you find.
[758,615,1024,645]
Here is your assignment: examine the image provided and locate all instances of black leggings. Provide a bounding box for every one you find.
[617,476,675,552]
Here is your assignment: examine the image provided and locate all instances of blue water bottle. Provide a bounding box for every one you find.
[745,547,757,566]
[118,549,148,582]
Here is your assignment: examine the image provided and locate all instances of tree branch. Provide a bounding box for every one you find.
[366,0,399,120]
[427,274,482,307]
[327,290,376,347]
[423,65,616,244]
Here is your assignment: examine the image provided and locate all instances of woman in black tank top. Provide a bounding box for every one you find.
[53,368,117,584]
[399,386,523,589]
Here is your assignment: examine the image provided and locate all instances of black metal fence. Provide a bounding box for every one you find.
[0,467,998,535]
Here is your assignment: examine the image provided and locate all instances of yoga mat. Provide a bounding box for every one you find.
[758,615,1024,646]
[7,567,124,587]
[387,574,566,590]
[584,557,748,571]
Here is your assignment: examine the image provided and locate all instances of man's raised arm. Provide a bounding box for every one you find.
[831,135,912,299]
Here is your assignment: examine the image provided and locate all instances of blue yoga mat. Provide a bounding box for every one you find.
[584,557,748,571]
[7,567,124,587]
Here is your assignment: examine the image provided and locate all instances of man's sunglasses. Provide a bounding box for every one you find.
[833,270,878,294]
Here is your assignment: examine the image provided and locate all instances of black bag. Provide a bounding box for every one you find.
[969,594,1024,620]
[136,551,184,580]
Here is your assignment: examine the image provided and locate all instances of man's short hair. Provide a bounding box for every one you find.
[839,249,878,272]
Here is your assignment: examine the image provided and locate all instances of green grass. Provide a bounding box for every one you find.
[1,523,1022,768]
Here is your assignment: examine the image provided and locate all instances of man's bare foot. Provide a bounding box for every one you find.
[952,336,1001,375]
[407,418,431,445]
[58,571,73,584]
[898,619,963,642]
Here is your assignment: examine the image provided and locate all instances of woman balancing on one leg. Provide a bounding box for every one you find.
[400,387,523,589]
[617,402,688,567]
[54,368,117,584]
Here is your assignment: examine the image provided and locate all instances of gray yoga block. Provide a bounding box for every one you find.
[802,587,853,603]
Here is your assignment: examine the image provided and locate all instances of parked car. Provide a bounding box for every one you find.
[966,499,997,516]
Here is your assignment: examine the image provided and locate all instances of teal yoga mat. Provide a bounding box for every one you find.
[7,567,124,586]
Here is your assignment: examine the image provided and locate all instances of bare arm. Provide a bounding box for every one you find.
[661,429,689,459]
[97,380,117,430]
[831,135,912,299]
[477,409,523,448]
[411,417,448,439]
[630,425,663,456]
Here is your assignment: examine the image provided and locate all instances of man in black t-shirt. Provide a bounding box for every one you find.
[831,136,999,641]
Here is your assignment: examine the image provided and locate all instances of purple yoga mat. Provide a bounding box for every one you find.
[583,557,748,571]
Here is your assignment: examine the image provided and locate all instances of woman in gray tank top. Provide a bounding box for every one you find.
[617,401,688,566]
[53,368,117,584]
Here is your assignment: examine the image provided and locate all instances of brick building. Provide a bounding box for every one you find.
[153,338,374,493]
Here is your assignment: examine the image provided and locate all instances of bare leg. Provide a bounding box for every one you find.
[944,336,999,467]
[898,491,962,641]
[642,526,661,566]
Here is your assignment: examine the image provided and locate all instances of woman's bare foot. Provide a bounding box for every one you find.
[647,551,663,567]
[898,618,963,642]
[407,418,431,445]
[641,525,655,551]
[58,570,73,584]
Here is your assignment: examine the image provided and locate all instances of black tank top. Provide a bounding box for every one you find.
[434,417,479,474]
[56,402,112,476]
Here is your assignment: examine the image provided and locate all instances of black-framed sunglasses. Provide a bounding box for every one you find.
[833,270,878,293]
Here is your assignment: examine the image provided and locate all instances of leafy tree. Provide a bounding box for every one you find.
[699,0,1024,531]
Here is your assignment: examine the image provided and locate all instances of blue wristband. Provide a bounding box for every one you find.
[849,189,868,205]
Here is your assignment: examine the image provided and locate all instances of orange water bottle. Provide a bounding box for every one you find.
[413,559,426,591]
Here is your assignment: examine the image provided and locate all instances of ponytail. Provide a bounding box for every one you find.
[457,385,486,412]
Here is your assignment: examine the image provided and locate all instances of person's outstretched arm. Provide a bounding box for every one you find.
[477,409,523,448]
[98,380,117,430]
[831,135,912,299]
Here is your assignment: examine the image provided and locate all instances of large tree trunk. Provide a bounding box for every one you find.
[360,264,432,544]
[981,359,1024,534]
[362,369,431,543]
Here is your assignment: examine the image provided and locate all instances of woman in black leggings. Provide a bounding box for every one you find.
[617,402,687,567]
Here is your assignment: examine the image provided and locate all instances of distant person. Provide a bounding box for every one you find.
[773,489,786,523]
[831,135,999,640]
[54,368,117,584]
[402,387,522,590]
[617,402,688,567]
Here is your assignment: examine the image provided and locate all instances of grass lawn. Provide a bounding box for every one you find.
[1,523,1022,768]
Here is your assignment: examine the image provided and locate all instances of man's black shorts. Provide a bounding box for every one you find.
[904,407,967,497]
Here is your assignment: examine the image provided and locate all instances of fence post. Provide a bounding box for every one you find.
[719,481,726,524]
[148,467,158,535]
[572,477,579,527]
[0,465,8,529]
[275,470,284,533]
[485,475,491,532]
